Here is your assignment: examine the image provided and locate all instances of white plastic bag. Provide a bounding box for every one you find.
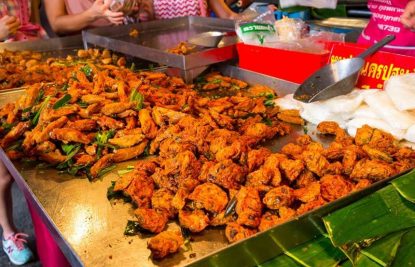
[236,10,278,45]
[279,0,338,9]
[384,73,415,111]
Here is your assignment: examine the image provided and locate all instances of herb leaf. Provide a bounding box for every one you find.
[107,181,132,202]
[129,88,144,111]
[124,220,144,236]
[32,96,51,126]
[80,65,93,77]
[53,94,71,110]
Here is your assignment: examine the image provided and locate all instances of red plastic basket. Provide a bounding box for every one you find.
[237,43,332,84]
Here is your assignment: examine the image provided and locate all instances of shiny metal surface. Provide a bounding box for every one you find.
[82,17,238,77]
[0,66,409,267]
[188,31,236,48]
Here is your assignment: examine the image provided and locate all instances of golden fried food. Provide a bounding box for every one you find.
[151,188,176,218]
[279,159,304,182]
[320,175,352,202]
[201,160,246,190]
[178,210,209,233]
[148,230,184,259]
[125,173,154,208]
[225,223,257,243]
[235,187,262,228]
[109,134,146,148]
[188,183,228,214]
[49,128,93,144]
[167,42,196,55]
[263,186,294,210]
[294,181,321,203]
[350,159,395,181]
[134,208,168,234]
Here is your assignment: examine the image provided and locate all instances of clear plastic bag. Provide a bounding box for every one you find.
[236,9,279,45]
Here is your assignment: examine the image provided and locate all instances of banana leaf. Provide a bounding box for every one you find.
[360,230,406,266]
[390,228,415,267]
[391,169,415,203]
[285,236,345,267]
[323,185,415,247]
[354,254,382,267]
[259,254,300,267]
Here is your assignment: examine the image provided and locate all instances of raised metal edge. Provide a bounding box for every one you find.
[83,16,236,70]
[0,35,83,52]
[0,149,84,267]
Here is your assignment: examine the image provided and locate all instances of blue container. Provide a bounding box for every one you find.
[274,10,311,20]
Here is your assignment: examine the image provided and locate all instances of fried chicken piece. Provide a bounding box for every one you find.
[394,147,415,160]
[96,115,124,129]
[263,186,294,210]
[353,179,372,191]
[75,154,95,166]
[262,153,287,187]
[114,169,136,191]
[35,141,56,153]
[246,148,272,172]
[368,129,397,154]
[281,143,303,158]
[81,94,106,104]
[85,144,97,156]
[38,149,67,165]
[43,106,79,122]
[225,223,257,243]
[125,173,154,208]
[342,146,359,175]
[89,154,114,178]
[235,187,262,228]
[134,208,168,234]
[210,211,234,227]
[296,197,326,215]
[1,122,30,148]
[294,181,321,203]
[148,231,184,259]
[277,110,304,125]
[246,168,270,187]
[49,128,93,144]
[258,212,280,232]
[302,150,329,177]
[324,162,343,175]
[242,122,280,142]
[296,135,312,146]
[100,102,133,116]
[178,210,209,233]
[296,170,317,188]
[151,188,175,218]
[139,109,158,139]
[280,159,304,182]
[108,134,145,148]
[6,150,23,160]
[350,159,395,181]
[112,140,148,162]
[66,119,97,132]
[188,183,228,214]
[317,121,342,135]
[151,107,188,127]
[354,124,374,146]
[33,116,68,144]
[362,145,393,163]
[320,175,352,202]
[201,160,246,190]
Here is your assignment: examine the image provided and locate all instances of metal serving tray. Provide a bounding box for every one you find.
[82,17,238,81]
[0,35,84,58]
[0,65,408,267]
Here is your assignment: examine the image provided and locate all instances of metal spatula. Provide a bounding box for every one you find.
[294,35,395,103]
[188,31,236,48]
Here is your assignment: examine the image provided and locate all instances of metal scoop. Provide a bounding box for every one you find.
[294,34,395,103]
[188,31,236,48]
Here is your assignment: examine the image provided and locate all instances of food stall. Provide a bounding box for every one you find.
[0,13,414,267]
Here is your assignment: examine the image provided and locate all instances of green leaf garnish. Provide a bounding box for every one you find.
[32,96,51,126]
[124,220,144,236]
[97,164,116,178]
[264,99,275,107]
[80,65,93,77]
[107,181,132,202]
[129,88,144,111]
[53,94,71,110]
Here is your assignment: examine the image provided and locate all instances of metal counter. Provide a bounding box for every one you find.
[0,64,408,267]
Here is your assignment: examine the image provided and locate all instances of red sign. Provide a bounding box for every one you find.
[329,43,415,89]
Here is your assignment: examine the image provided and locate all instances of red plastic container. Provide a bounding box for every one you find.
[237,43,331,84]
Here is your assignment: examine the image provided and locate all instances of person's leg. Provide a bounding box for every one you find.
[0,160,15,238]
[0,160,33,265]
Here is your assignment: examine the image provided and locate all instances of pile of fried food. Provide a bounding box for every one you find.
[0,48,414,261]
[166,42,196,55]
[0,49,127,90]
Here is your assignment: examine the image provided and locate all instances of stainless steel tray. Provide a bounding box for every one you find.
[0,65,407,267]
[0,35,84,58]
[82,17,237,81]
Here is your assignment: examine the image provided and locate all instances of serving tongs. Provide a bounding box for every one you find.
[294,35,395,103]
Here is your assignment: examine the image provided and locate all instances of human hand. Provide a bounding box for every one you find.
[0,16,20,40]
[401,1,415,30]
[88,0,124,25]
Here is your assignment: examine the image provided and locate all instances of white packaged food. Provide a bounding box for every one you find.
[385,73,415,111]
[364,91,415,130]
